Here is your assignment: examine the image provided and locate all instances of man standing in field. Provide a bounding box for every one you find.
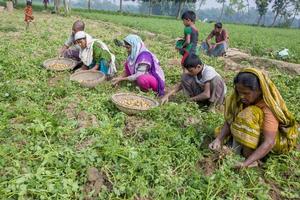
[201,22,228,57]
[59,20,88,61]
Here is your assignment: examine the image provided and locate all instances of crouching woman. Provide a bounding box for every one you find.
[209,68,298,168]
[74,31,117,76]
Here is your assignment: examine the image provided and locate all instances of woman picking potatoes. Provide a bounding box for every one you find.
[74,31,117,77]
[112,34,165,96]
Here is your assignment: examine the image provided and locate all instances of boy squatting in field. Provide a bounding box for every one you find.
[209,68,299,168]
[59,20,89,61]
[176,11,199,65]
[161,54,226,110]
[201,22,229,57]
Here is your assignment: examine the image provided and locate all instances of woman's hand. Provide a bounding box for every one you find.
[209,138,222,151]
[81,65,89,70]
[58,45,68,57]
[234,162,246,170]
[234,161,259,170]
[160,95,169,105]
[90,64,99,71]
[112,77,125,86]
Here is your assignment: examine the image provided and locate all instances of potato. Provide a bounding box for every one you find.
[119,97,151,109]
[50,63,69,70]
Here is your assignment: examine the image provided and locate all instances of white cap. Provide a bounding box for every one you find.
[74,31,86,41]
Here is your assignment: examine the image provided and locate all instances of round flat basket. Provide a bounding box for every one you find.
[111,93,159,115]
[70,70,106,88]
[43,58,77,71]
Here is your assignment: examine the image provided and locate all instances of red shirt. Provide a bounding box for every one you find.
[24,6,33,22]
[209,29,228,43]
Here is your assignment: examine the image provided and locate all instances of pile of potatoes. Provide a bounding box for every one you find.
[119,97,151,109]
[49,63,69,70]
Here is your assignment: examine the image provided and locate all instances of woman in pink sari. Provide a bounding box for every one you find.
[112,34,165,96]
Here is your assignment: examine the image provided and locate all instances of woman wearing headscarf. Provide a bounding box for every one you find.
[112,34,165,96]
[74,31,117,77]
[209,68,298,168]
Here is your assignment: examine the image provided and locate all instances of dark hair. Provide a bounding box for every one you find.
[124,40,131,46]
[183,54,203,69]
[181,11,196,22]
[26,1,32,6]
[73,20,85,31]
[215,22,222,28]
[234,72,261,91]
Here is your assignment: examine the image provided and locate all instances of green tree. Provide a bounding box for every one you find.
[216,0,226,21]
[87,0,91,11]
[271,0,289,26]
[291,0,300,25]
[255,0,271,25]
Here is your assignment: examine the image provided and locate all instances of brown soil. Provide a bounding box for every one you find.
[63,102,77,119]
[77,111,98,130]
[167,58,181,67]
[123,116,149,137]
[199,135,213,149]
[222,48,300,75]
[48,75,65,87]
[196,146,233,176]
[296,144,300,152]
[46,104,55,112]
[134,196,152,200]
[183,116,202,128]
[84,167,113,200]
[196,155,217,176]
[75,137,94,151]
[262,178,282,200]
[10,116,26,124]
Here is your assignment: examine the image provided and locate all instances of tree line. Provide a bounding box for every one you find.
[10,0,300,28]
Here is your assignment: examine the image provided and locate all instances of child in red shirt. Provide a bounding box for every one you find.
[24,1,34,30]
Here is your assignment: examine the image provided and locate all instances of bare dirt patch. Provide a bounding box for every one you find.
[63,102,78,120]
[261,178,282,200]
[75,137,94,151]
[196,147,233,176]
[134,196,152,200]
[296,144,300,152]
[196,155,217,176]
[123,116,149,137]
[77,111,98,130]
[167,58,181,67]
[222,48,300,74]
[84,167,113,200]
[183,116,202,128]
[48,75,66,87]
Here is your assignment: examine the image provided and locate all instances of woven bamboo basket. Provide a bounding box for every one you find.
[43,58,77,71]
[70,70,106,88]
[111,93,159,115]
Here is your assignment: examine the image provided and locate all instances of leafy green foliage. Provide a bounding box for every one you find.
[74,9,300,64]
[0,9,299,199]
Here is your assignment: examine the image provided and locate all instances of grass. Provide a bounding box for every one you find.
[0,9,299,199]
[73,10,300,64]
[1,0,300,63]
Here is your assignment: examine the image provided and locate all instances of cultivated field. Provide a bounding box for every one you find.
[0,9,299,199]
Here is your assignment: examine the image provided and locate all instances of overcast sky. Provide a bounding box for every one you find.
[118,0,257,9]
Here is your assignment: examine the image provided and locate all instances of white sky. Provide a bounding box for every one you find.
[119,0,257,9]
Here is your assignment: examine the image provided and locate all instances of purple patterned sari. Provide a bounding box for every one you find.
[125,51,165,96]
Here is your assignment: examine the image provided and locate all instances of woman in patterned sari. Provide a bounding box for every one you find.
[209,68,298,168]
[112,34,165,96]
